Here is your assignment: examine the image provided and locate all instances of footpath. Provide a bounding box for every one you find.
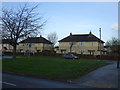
[72,60,119,88]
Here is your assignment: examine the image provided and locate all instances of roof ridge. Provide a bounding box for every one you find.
[19,36,52,44]
[59,33,104,43]
[72,34,89,36]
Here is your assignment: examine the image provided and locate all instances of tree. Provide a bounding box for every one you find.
[69,42,74,53]
[69,33,74,53]
[106,37,120,69]
[47,32,58,48]
[105,37,120,55]
[1,3,47,58]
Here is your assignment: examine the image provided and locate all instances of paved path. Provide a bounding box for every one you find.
[2,56,26,59]
[72,60,119,88]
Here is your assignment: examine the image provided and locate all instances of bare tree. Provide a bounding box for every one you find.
[69,33,74,53]
[1,3,47,58]
[105,37,120,55]
[106,37,120,68]
[47,32,58,48]
[69,42,74,53]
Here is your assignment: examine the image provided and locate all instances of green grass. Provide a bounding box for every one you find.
[2,56,110,80]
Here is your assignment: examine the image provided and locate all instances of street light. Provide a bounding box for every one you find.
[99,28,102,60]
[117,59,119,69]
[117,44,119,69]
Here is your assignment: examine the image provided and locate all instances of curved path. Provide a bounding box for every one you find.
[72,60,119,88]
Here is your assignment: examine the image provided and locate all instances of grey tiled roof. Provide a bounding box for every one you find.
[59,34,104,43]
[2,39,13,44]
[19,36,52,44]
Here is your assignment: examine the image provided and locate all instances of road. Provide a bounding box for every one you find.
[2,72,95,88]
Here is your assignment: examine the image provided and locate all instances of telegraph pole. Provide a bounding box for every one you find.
[99,28,102,60]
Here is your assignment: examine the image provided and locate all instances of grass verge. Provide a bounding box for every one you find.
[2,56,110,81]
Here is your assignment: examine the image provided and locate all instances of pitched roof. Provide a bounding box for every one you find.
[2,39,13,44]
[59,33,104,43]
[19,36,52,44]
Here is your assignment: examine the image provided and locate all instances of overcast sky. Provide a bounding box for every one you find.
[2,2,118,45]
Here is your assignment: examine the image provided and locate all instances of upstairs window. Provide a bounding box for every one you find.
[79,42,85,46]
[60,43,64,46]
[92,42,94,46]
[69,42,74,46]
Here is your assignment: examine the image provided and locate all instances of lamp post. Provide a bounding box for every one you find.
[117,43,119,69]
[117,59,119,69]
[99,28,102,60]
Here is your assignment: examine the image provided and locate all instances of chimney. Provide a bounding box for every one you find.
[88,31,92,37]
[70,33,72,36]
[89,30,92,34]
[40,35,42,37]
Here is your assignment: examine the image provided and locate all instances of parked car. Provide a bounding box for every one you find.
[63,54,79,59]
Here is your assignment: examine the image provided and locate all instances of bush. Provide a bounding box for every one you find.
[77,54,96,59]
[3,52,119,61]
[100,55,119,61]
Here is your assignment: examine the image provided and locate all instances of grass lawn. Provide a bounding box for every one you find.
[2,56,110,81]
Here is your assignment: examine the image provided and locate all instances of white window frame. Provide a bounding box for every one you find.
[79,42,85,46]
[79,50,84,54]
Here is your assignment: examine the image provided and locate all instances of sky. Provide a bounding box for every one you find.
[2,2,118,45]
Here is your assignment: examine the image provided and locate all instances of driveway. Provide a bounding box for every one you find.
[72,60,119,88]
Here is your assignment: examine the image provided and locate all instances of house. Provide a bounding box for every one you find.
[54,46,59,53]
[1,39,13,52]
[58,32,105,55]
[103,46,113,54]
[18,35,53,53]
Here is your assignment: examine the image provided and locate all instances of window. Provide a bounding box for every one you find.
[69,42,77,46]
[92,42,94,46]
[25,43,32,49]
[20,49,23,52]
[79,50,84,54]
[61,49,66,54]
[60,43,65,46]
[79,42,85,46]
[69,42,73,46]
[88,50,95,55]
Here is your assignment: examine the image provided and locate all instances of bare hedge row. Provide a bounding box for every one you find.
[3,52,119,61]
